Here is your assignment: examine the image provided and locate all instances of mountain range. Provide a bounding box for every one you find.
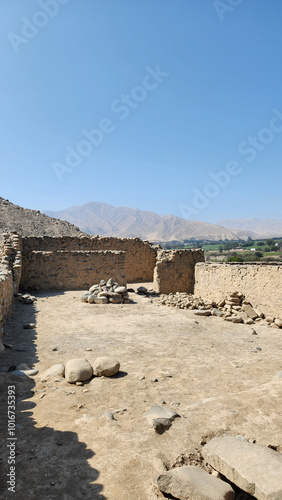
[45,201,238,241]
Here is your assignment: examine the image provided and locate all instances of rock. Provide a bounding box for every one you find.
[16,363,30,370]
[94,297,108,304]
[275,318,282,328]
[23,323,36,329]
[99,280,106,286]
[115,286,127,294]
[202,434,282,500]
[265,316,275,323]
[102,410,115,420]
[92,357,120,377]
[109,296,123,304]
[137,286,148,294]
[242,305,258,320]
[89,285,99,294]
[40,363,65,381]
[153,418,172,434]
[127,288,135,293]
[97,291,109,297]
[217,299,226,307]
[106,278,115,287]
[87,294,97,304]
[80,292,91,302]
[155,466,235,500]
[145,405,180,432]
[212,309,223,317]
[193,310,211,316]
[65,358,92,383]
[245,318,255,325]
[10,369,38,377]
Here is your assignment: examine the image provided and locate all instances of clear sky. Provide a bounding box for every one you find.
[1,0,282,223]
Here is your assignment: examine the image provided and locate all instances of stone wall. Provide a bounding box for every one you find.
[153,249,205,294]
[21,250,126,291]
[0,233,22,339]
[194,262,282,320]
[22,236,157,283]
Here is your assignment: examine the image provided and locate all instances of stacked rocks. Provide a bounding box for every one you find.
[81,278,130,305]
[159,291,282,328]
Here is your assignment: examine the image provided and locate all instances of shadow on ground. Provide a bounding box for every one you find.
[0,294,106,500]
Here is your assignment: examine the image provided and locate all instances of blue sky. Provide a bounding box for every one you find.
[1,0,282,223]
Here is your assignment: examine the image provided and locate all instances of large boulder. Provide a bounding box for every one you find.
[65,358,92,383]
[92,357,120,377]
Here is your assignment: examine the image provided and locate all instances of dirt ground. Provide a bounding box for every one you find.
[0,283,282,500]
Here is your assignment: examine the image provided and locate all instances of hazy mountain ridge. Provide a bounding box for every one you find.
[45,202,238,241]
[218,218,282,238]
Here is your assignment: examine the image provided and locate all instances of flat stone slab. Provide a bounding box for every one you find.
[145,405,179,420]
[155,465,235,500]
[202,434,282,500]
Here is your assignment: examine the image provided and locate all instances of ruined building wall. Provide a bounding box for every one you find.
[0,233,22,337]
[22,236,157,283]
[21,250,126,291]
[153,249,205,294]
[194,262,282,320]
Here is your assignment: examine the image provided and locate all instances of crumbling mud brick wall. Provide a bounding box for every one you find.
[194,262,282,320]
[153,249,205,294]
[21,250,126,291]
[0,232,22,334]
[22,236,157,283]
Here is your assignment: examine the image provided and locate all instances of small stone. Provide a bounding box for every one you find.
[57,441,63,446]
[86,348,92,351]
[52,347,58,351]
[23,323,36,329]
[76,381,84,386]
[152,378,158,382]
[137,286,148,294]
[193,310,211,316]
[115,286,127,294]
[102,410,115,420]
[16,363,30,370]
[106,278,115,287]
[153,418,172,434]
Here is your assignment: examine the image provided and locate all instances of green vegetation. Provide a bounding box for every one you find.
[162,237,282,262]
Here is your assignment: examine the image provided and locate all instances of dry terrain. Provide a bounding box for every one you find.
[0,284,282,499]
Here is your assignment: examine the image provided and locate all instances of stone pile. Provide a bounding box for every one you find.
[159,291,282,329]
[80,278,130,304]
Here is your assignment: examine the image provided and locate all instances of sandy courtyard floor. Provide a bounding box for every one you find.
[0,283,282,499]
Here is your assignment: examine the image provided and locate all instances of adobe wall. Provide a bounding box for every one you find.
[194,262,282,320]
[0,232,22,337]
[153,249,205,294]
[22,236,157,283]
[21,250,126,291]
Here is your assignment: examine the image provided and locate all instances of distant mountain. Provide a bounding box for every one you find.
[45,202,238,242]
[218,218,282,239]
[0,197,86,243]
